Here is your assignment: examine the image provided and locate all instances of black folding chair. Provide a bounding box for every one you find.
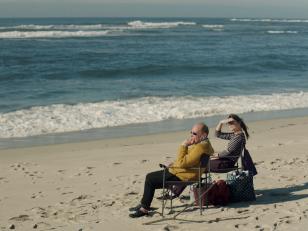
[160,154,211,216]
[209,155,242,173]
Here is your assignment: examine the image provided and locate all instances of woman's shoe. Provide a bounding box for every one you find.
[129,209,149,218]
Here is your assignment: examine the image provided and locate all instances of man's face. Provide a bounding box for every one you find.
[190,125,204,144]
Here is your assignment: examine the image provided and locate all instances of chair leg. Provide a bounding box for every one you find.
[198,166,202,215]
[206,174,209,209]
[170,196,173,214]
[162,169,166,217]
[199,182,202,215]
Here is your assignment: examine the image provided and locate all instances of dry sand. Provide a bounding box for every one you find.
[0,116,308,231]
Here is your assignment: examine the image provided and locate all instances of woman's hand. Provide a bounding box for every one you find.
[220,118,234,124]
[211,153,220,159]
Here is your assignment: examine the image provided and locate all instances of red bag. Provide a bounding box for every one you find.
[208,180,230,206]
[193,180,230,206]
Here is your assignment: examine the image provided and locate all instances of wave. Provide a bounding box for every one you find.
[231,18,308,23]
[0,21,197,39]
[0,21,197,31]
[127,20,196,29]
[1,92,308,138]
[202,24,224,31]
[267,30,298,34]
[202,24,224,28]
[0,30,110,39]
[0,24,107,30]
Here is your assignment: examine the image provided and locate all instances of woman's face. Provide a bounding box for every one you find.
[227,119,241,132]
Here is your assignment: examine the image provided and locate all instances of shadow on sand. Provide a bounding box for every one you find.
[228,182,308,208]
[144,182,308,225]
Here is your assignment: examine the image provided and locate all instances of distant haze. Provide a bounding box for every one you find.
[0,0,308,18]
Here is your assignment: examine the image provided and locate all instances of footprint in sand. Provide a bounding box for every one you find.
[277,215,297,225]
[0,177,9,184]
[9,214,31,222]
[234,223,248,229]
[102,201,115,207]
[10,162,44,179]
[301,209,308,218]
[161,225,179,231]
[31,191,44,199]
[61,191,74,195]
[27,194,102,225]
[71,194,93,202]
[28,207,48,218]
[57,169,66,174]
[73,166,95,177]
[124,191,138,196]
[237,209,250,214]
[255,161,264,165]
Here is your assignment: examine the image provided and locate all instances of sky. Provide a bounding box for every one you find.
[0,0,308,18]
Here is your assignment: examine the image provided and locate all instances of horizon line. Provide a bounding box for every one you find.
[1,16,308,19]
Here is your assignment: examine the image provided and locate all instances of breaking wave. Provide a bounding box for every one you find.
[0,20,197,39]
[0,30,110,39]
[127,20,196,29]
[202,24,224,29]
[1,92,308,138]
[267,30,298,34]
[231,18,308,23]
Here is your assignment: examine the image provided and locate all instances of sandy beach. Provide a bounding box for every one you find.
[1,116,308,231]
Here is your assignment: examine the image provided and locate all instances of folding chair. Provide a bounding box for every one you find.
[160,154,211,217]
[209,155,242,173]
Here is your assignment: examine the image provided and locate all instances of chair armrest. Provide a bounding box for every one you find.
[159,164,203,170]
[212,155,239,160]
[159,163,167,169]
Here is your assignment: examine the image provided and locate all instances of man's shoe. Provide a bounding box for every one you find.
[129,209,148,218]
[129,204,143,212]
[156,193,177,200]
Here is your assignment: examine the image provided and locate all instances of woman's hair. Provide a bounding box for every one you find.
[228,114,250,139]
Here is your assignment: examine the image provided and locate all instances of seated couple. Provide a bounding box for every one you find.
[129,114,249,218]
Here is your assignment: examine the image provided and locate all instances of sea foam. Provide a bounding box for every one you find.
[1,92,308,138]
[127,20,196,29]
[231,18,308,23]
[0,21,197,39]
[0,30,110,39]
[267,30,298,34]
[202,24,224,29]
[0,24,106,30]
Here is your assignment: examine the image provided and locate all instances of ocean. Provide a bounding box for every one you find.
[1,17,308,146]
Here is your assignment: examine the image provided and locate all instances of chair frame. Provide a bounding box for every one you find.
[143,151,245,225]
[160,154,211,217]
[209,155,242,173]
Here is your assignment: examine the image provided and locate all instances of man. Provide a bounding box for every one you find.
[129,122,214,218]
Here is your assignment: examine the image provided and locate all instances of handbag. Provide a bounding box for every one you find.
[227,170,256,202]
[192,180,230,206]
[226,136,257,202]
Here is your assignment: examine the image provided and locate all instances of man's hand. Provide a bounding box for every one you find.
[182,137,195,146]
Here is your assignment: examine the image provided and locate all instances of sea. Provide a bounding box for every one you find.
[1,17,308,148]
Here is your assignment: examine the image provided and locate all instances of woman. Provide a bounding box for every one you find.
[213,114,249,162]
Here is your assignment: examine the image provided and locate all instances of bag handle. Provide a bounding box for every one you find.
[239,129,247,169]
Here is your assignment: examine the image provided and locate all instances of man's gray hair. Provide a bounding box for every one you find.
[198,123,209,134]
